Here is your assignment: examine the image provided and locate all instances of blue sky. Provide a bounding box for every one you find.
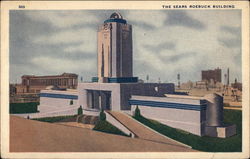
[10,10,241,84]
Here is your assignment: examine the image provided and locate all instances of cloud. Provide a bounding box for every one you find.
[130,10,241,83]
[160,52,198,63]
[32,27,98,54]
[126,11,166,28]
[24,11,99,29]
[31,56,95,72]
[165,10,205,30]
[220,26,241,36]
[10,10,242,84]
[63,42,96,54]
[33,28,96,44]
[135,47,165,71]
[144,42,176,52]
[134,50,202,83]
[218,26,241,48]
[61,51,96,60]
[218,38,241,48]
[130,20,155,30]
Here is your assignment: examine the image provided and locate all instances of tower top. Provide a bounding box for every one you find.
[110,12,123,19]
[104,12,127,24]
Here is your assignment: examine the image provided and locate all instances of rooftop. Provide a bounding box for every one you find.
[22,73,78,78]
[110,12,123,19]
[104,12,127,24]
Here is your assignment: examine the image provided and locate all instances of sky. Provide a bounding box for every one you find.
[10,10,242,84]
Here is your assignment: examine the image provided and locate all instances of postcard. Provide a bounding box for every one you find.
[1,1,249,159]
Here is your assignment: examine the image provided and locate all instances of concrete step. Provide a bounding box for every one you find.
[83,115,91,124]
[76,115,99,125]
[90,116,99,125]
[76,115,84,123]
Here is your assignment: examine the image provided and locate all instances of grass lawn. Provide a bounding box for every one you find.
[32,115,77,123]
[134,109,242,152]
[32,115,128,137]
[10,102,39,114]
[93,120,129,137]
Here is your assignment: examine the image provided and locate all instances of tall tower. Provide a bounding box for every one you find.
[97,12,134,83]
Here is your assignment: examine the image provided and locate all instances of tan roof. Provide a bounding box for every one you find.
[164,94,204,100]
[21,73,78,79]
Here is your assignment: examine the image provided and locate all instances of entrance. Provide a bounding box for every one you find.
[86,90,112,110]
[100,91,111,110]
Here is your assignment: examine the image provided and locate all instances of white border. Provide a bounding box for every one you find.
[1,1,249,159]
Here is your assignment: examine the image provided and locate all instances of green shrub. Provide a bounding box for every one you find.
[133,109,242,152]
[77,105,83,115]
[70,99,74,105]
[99,109,106,121]
[10,102,39,114]
[32,115,77,123]
[134,105,141,117]
[93,120,128,137]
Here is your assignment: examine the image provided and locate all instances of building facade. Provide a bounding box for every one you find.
[130,93,236,137]
[130,95,207,136]
[202,68,222,83]
[231,78,242,91]
[97,12,134,83]
[15,73,78,94]
[34,12,235,138]
[77,12,174,112]
[78,83,175,112]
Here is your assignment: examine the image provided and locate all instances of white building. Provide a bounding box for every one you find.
[35,12,236,138]
[97,12,133,82]
[130,94,236,137]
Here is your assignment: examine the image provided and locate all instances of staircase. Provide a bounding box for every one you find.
[76,115,98,125]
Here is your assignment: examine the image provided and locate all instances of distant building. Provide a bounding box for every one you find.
[202,68,221,83]
[194,81,207,89]
[9,84,17,95]
[231,78,242,91]
[14,73,78,94]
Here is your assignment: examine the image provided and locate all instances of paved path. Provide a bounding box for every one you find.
[56,122,94,129]
[10,115,196,152]
[107,111,191,149]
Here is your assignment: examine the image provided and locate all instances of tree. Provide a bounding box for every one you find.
[77,105,83,115]
[134,105,141,117]
[99,109,106,121]
[70,99,74,105]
